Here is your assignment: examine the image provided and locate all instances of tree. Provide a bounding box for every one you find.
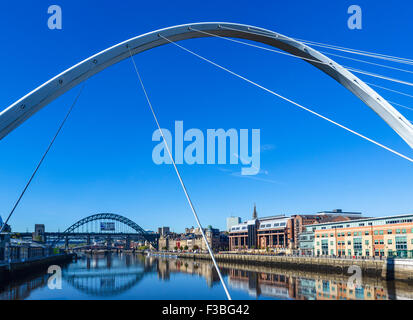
[193,245,199,251]
[174,246,178,251]
[184,245,189,251]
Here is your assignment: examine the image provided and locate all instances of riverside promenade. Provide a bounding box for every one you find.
[153,252,413,282]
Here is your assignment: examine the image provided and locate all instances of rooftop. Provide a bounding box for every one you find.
[310,213,413,228]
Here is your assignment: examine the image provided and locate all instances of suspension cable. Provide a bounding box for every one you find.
[0,82,87,233]
[126,46,232,300]
[193,27,413,75]
[365,82,413,100]
[295,38,413,66]
[190,27,330,66]
[317,50,413,75]
[190,28,413,118]
[345,67,413,88]
[387,100,413,112]
[190,28,413,89]
[219,25,413,66]
[159,34,413,164]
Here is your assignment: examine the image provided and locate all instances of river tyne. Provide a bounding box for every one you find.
[1,253,412,300]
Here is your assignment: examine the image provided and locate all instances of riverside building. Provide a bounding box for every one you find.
[229,207,364,252]
[229,205,294,251]
[310,214,413,258]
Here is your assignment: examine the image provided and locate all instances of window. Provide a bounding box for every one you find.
[330,233,334,237]
[395,236,407,250]
[365,231,369,235]
[379,240,384,245]
[396,229,401,234]
[347,232,351,236]
[402,229,406,234]
[374,240,379,245]
[379,230,384,235]
[354,232,357,236]
[353,238,363,256]
[388,230,392,234]
[365,240,369,245]
[374,231,378,235]
[388,239,393,245]
[321,240,329,255]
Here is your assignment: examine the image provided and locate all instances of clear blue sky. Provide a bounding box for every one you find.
[0,0,412,233]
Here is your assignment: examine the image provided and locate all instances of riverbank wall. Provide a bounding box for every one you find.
[153,252,413,283]
[0,253,75,283]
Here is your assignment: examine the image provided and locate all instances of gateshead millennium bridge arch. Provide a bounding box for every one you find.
[0,22,412,148]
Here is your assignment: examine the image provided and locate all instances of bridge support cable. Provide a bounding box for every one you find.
[233,27,413,66]
[386,100,413,112]
[126,47,232,300]
[293,38,413,66]
[189,29,413,117]
[191,27,413,93]
[0,82,87,233]
[192,27,413,76]
[159,34,413,164]
[365,82,413,100]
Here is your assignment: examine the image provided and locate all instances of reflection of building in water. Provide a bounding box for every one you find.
[228,269,295,299]
[312,279,388,300]
[0,274,48,300]
[225,266,409,300]
[295,278,317,300]
[155,258,220,287]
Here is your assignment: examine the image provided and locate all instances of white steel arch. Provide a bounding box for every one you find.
[0,22,412,148]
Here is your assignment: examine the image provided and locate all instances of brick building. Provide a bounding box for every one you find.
[159,226,228,252]
[229,207,365,251]
[310,214,413,258]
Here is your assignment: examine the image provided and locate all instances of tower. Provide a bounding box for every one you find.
[252,203,257,220]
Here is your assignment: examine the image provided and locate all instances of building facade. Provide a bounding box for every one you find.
[226,216,241,232]
[229,208,364,252]
[311,214,413,258]
[229,215,294,251]
[159,226,228,252]
[157,226,170,237]
[292,209,364,250]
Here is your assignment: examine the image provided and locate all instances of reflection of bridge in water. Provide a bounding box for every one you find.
[62,253,156,297]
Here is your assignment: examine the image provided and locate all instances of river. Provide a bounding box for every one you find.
[0,253,412,300]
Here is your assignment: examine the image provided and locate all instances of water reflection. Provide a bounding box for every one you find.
[0,253,411,300]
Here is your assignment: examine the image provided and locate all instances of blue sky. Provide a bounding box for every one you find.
[0,0,412,233]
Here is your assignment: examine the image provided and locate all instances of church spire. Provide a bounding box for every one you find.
[253,203,257,219]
